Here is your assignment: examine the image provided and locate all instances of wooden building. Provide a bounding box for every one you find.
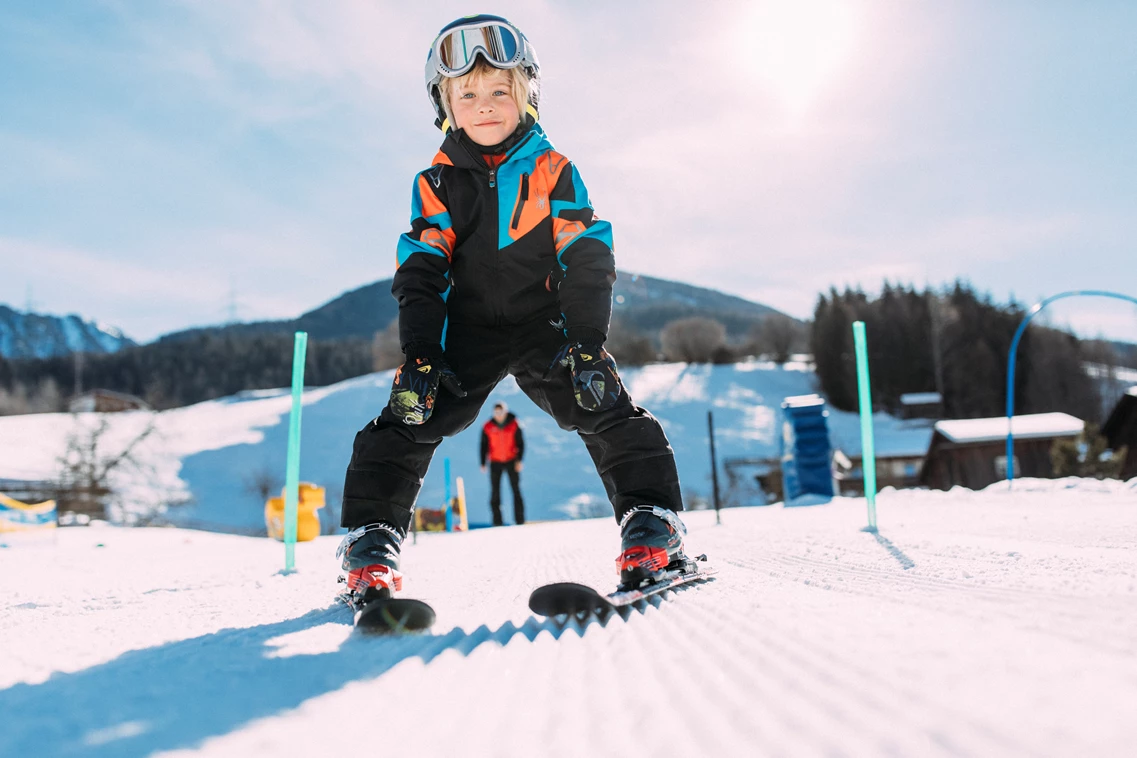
[67,389,151,413]
[1102,387,1137,480]
[898,392,944,420]
[918,412,1084,491]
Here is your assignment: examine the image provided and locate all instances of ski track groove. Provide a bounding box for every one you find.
[725,551,1137,655]
[688,587,1026,757]
[671,585,970,757]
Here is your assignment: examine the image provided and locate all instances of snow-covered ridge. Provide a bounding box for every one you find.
[0,305,135,359]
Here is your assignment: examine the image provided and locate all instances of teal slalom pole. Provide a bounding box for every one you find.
[283,331,308,573]
[852,322,878,532]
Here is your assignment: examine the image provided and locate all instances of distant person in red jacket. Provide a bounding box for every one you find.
[480,402,525,526]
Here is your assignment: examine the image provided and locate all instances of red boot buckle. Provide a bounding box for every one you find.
[616,546,669,575]
[346,563,403,593]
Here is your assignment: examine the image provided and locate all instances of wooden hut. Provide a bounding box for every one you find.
[918,412,1083,490]
[1102,387,1137,480]
[67,389,151,413]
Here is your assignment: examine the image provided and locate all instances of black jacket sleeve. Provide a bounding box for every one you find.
[392,169,454,351]
[549,162,616,341]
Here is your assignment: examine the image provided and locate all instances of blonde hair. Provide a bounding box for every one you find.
[438,59,534,132]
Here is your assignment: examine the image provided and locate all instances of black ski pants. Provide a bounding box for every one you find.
[341,314,682,533]
[489,460,525,526]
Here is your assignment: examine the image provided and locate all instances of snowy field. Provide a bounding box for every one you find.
[3,478,1136,757]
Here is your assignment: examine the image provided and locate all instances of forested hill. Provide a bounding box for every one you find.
[156,272,786,345]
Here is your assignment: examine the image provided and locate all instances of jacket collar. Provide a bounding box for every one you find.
[434,122,552,170]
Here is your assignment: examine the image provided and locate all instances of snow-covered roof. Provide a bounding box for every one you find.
[782,393,824,408]
[900,392,942,405]
[935,413,1084,444]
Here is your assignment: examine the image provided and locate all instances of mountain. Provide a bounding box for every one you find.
[157,271,790,345]
[611,272,783,338]
[0,305,135,359]
[157,281,397,344]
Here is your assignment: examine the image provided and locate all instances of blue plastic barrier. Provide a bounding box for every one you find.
[780,395,835,501]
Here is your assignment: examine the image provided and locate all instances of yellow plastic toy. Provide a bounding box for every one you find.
[413,476,469,533]
[265,482,325,542]
[0,493,57,533]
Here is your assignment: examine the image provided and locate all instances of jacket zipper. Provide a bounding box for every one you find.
[452,131,535,323]
[510,173,529,230]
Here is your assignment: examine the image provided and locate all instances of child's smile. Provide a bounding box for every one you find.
[449,72,520,147]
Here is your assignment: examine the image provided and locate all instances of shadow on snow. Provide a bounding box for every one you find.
[0,600,648,758]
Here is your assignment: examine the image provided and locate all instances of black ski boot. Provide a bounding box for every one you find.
[337,522,404,608]
[616,506,688,589]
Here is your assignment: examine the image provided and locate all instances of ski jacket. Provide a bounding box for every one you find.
[393,123,615,352]
[481,414,524,464]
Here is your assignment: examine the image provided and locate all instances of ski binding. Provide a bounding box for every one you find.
[528,554,716,616]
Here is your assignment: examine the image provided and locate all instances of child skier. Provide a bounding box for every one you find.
[338,14,688,606]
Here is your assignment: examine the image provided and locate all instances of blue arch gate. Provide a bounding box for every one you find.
[1005,290,1137,485]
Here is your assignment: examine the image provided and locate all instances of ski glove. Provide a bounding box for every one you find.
[547,342,624,412]
[389,347,466,425]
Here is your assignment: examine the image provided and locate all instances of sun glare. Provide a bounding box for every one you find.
[739,0,860,118]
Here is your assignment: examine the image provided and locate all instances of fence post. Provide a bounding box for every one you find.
[708,410,721,524]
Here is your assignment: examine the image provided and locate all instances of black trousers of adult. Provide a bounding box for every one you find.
[341,313,683,533]
[489,460,525,526]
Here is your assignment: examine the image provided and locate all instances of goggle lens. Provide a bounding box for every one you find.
[436,23,521,74]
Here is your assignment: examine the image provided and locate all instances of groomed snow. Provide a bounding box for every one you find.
[2,478,1135,757]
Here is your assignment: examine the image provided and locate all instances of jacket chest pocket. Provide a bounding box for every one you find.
[506,172,549,242]
[510,173,530,230]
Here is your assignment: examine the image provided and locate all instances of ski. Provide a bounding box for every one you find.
[528,555,716,617]
[338,591,436,633]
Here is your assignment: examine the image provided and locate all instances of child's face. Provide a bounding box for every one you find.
[449,70,520,146]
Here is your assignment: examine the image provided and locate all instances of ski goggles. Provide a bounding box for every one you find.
[433,20,524,77]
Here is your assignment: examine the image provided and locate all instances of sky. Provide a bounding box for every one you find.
[1,0,1135,343]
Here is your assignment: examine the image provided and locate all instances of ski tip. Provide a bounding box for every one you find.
[528,582,610,617]
[354,597,436,634]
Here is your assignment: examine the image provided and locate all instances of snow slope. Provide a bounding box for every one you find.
[1,478,1135,757]
[0,361,933,530]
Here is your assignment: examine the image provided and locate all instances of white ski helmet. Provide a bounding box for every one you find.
[424,14,541,132]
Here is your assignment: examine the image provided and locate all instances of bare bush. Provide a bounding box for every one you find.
[0,378,66,415]
[606,319,657,366]
[1051,424,1127,480]
[371,319,403,371]
[660,317,727,363]
[243,464,283,503]
[0,386,31,415]
[56,414,158,522]
[751,314,799,364]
